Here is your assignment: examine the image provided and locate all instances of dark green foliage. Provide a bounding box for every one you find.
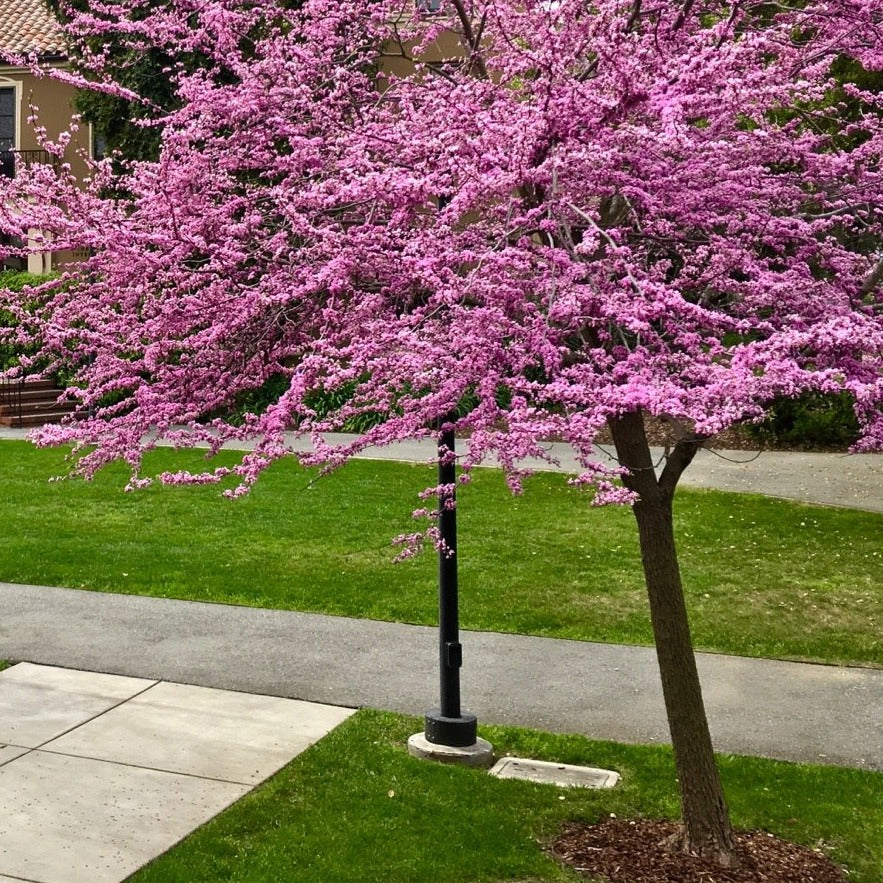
[0,270,54,371]
[73,53,173,162]
[302,379,387,432]
[0,270,49,293]
[47,0,307,162]
[226,375,387,432]
[826,55,883,151]
[46,0,180,161]
[748,392,861,449]
[225,373,292,426]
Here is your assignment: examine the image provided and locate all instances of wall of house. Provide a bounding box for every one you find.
[0,63,91,178]
[0,63,90,271]
[0,26,470,273]
[382,26,465,80]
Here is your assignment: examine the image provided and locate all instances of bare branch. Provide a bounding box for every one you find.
[448,0,490,79]
[671,0,695,32]
[658,435,704,496]
[566,201,643,295]
[861,255,883,297]
[625,0,643,33]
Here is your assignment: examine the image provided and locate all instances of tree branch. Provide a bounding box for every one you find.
[672,0,695,31]
[861,255,883,297]
[448,0,489,79]
[658,435,704,497]
[625,0,643,32]
[607,411,663,502]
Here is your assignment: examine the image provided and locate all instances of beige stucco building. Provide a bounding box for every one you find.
[0,0,92,272]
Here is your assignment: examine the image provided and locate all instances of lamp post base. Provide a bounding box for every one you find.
[423,709,477,747]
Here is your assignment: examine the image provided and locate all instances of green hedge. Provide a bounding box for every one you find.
[0,270,52,292]
[747,391,861,449]
[0,270,56,372]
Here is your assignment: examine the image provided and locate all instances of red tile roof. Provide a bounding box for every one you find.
[0,0,66,60]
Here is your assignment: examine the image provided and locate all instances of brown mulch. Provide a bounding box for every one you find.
[552,819,847,883]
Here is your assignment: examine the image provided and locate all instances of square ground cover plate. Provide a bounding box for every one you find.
[489,756,620,789]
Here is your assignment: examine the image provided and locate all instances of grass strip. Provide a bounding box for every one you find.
[131,709,882,882]
[0,441,879,666]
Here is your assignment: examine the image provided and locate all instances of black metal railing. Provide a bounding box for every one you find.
[0,378,24,426]
[0,149,58,179]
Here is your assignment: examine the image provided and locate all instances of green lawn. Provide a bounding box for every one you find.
[0,441,880,666]
[130,709,882,882]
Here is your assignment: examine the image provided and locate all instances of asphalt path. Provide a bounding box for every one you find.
[2,583,881,771]
[1,427,882,512]
[292,433,883,514]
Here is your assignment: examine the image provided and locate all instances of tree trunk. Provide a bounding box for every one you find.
[607,412,738,868]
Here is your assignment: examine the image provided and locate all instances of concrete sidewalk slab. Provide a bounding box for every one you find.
[0,750,248,883]
[0,663,155,748]
[46,680,356,784]
[0,663,355,883]
[0,746,26,765]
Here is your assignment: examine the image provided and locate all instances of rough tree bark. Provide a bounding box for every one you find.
[607,411,738,868]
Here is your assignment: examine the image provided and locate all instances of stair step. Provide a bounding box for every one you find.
[0,400,76,414]
[0,379,76,426]
[0,378,59,392]
[0,411,76,427]
[13,389,70,402]
[0,396,73,410]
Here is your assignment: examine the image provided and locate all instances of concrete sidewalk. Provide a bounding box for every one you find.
[3,582,881,772]
[0,661,353,883]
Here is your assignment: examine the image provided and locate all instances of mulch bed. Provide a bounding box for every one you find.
[552,819,846,883]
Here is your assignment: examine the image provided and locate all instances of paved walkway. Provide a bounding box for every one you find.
[3,582,881,773]
[1,426,881,512]
[0,662,352,883]
[300,433,883,514]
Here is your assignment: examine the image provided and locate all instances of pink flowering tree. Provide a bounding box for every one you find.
[2,0,882,867]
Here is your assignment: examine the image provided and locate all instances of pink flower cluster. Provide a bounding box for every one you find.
[0,0,881,500]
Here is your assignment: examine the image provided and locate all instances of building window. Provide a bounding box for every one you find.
[92,128,107,162]
[0,87,15,179]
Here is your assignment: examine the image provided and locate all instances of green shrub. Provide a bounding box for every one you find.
[747,391,860,449]
[225,375,386,432]
[0,271,57,372]
[302,380,387,432]
[0,270,53,292]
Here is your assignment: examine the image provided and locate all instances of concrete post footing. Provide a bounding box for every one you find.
[407,732,494,767]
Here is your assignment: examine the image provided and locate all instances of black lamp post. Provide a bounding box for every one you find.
[422,420,478,747]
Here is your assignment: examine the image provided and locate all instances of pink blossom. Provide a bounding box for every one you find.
[0,0,879,502]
